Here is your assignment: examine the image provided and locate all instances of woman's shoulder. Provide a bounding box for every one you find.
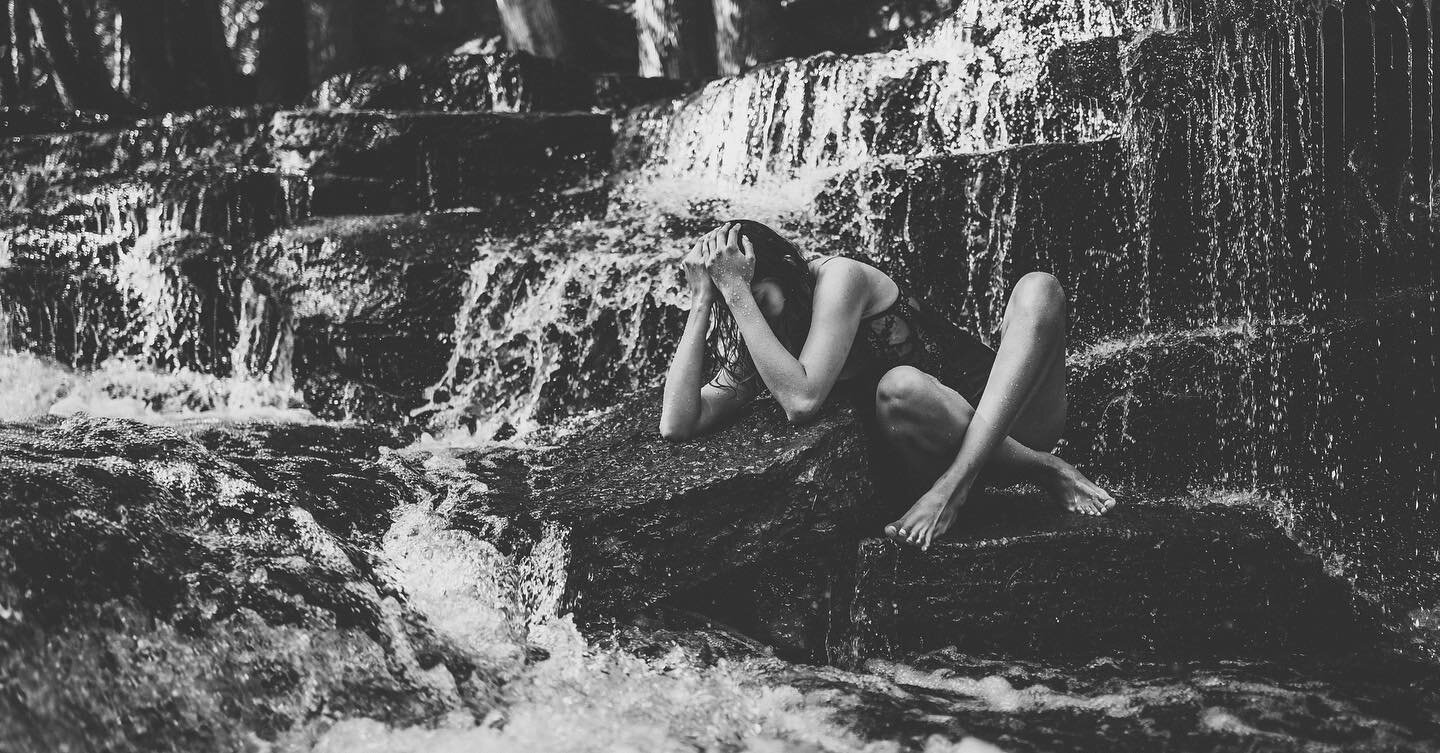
[807,255,897,309]
[806,253,877,277]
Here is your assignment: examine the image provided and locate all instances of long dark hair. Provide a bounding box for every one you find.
[709,219,815,390]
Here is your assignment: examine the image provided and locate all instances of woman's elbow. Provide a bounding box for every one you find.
[658,418,696,442]
[783,397,823,426]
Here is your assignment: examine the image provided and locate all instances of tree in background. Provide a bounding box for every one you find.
[1,0,954,121]
[112,0,245,109]
[1,0,136,114]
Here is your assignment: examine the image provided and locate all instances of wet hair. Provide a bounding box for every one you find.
[709,219,815,391]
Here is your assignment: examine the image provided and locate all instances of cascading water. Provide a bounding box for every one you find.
[2,0,1439,750]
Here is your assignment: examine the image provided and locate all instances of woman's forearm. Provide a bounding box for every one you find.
[659,299,713,438]
[720,288,821,421]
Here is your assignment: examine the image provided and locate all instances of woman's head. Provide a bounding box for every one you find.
[709,219,815,387]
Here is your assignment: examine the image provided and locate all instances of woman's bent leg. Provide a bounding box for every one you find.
[882,273,1114,548]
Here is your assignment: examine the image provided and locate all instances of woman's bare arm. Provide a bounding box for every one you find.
[708,226,868,424]
[659,296,755,440]
[659,228,756,440]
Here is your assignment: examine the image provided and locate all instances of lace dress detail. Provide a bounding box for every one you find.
[854,285,995,406]
[805,254,995,405]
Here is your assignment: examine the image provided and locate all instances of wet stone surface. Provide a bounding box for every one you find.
[817,140,1138,340]
[266,110,612,219]
[0,415,507,752]
[843,495,1370,662]
[452,391,875,616]
[309,52,595,113]
[254,211,500,423]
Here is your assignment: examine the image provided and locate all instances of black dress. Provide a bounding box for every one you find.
[843,280,997,408]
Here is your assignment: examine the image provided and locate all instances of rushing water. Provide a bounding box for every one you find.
[2,0,1438,750]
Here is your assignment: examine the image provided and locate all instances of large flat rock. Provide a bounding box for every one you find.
[267,110,612,219]
[451,393,875,616]
[841,497,1368,662]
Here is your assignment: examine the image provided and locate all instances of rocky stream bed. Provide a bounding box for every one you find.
[2,0,1438,750]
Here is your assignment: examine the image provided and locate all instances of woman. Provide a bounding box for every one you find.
[660,220,1115,550]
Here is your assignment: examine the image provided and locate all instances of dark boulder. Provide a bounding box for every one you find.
[0,415,506,752]
[840,495,1369,662]
[452,392,875,616]
[252,211,497,422]
[266,110,612,219]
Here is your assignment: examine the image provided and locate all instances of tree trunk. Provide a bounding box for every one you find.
[305,0,359,86]
[28,0,134,112]
[1,0,28,106]
[113,0,241,110]
[637,0,715,79]
[494,0,572,62]
[254,0,308,104]
[712,0,783,75]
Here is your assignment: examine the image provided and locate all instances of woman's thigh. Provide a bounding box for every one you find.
[876,366,976,478]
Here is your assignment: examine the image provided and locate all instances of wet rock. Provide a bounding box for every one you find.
[266,110,612,219]
[1028,36,1124,142]
[591,73,696,110]
[308,52,594,113]
[842,497,1367,662]
[250,211,496,423]
[0,107,273,208]
[616,47,1114,187]
[1064,288,1439,492]
[182,420,410,544]
[0,415,499,751]
[845,648,1440,752]
[0,107,123,138]
[0,234,241,372]
[663,541,853,663]
[1062,290,1440,649]
[456,392,875,616]
[816,140,1138,340]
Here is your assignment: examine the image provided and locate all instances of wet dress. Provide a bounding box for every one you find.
[811,256,998,410]
[843,283,997,409]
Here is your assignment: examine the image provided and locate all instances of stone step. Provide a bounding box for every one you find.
[1065,288,1439,492]
[614,49,1114,187]
[1,168,310,267]
[0,234,239,372]
[252,211,500,423]
[816,139,1138,341]
[267,110,612,220]
[840,497,1370,662]
[310,50,691,114]
[0,107,272,207]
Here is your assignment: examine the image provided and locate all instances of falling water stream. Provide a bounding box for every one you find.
[1,0,1438,750]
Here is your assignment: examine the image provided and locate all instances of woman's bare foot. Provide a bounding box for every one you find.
[885,489,964,551]
[1039,456,1115,515]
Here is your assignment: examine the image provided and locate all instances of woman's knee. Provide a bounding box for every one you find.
[1010,271,1066,323]
[875,366,930,416]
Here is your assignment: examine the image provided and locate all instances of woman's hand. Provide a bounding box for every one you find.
[682,234,719,306]
[706,223,755,297]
